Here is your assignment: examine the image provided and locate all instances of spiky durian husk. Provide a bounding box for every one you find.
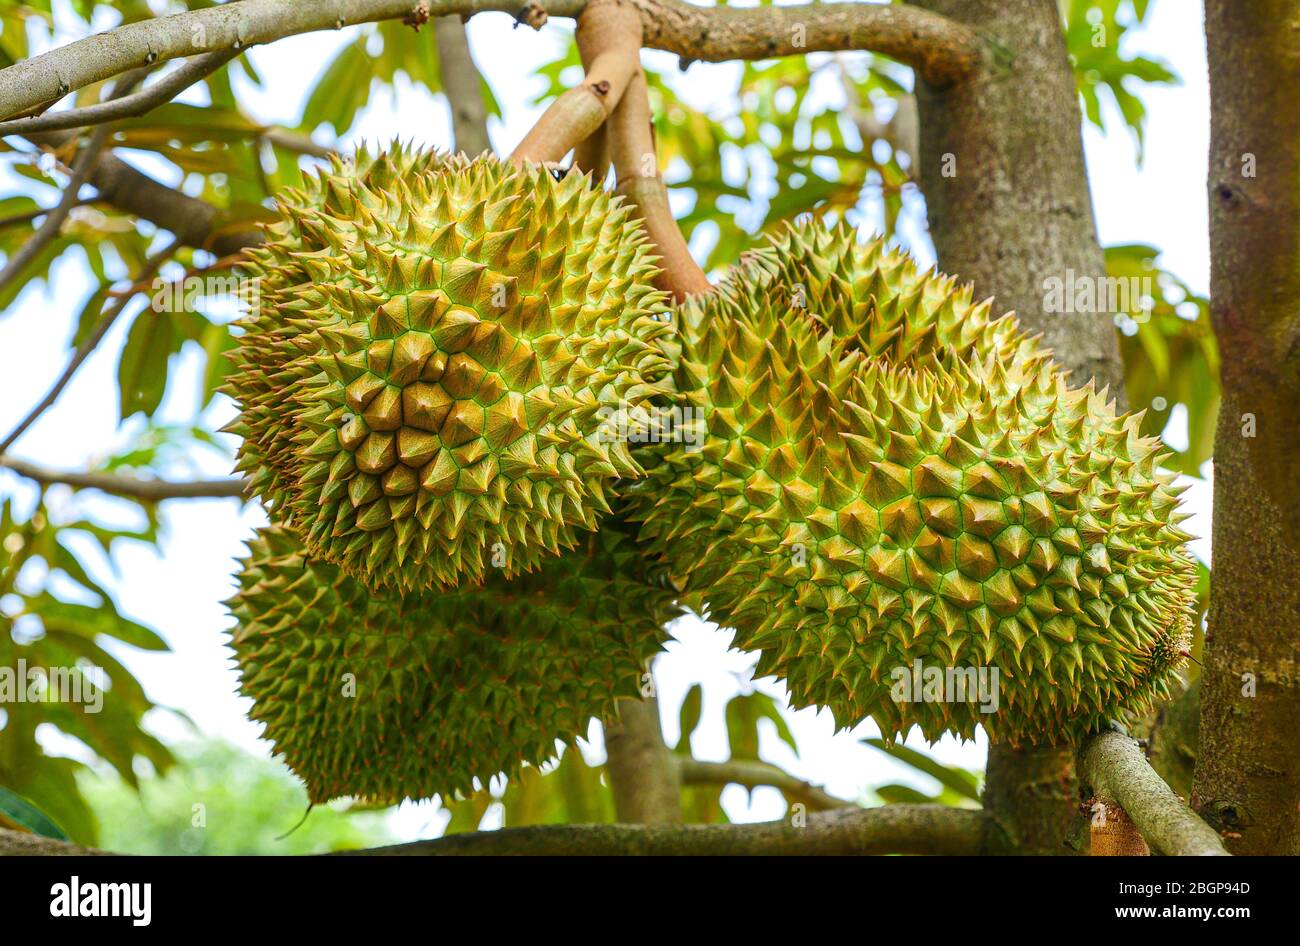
[229,523,678,804]
[633,221,1197,745]
[224,147,673,593]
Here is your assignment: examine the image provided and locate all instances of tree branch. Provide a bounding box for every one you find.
[354,805,985,854]
[510,0,642,165]
[433,16,492,156]
[0,457,248,501]
[0,237,181,457]
[631,0,980,84]
[0,805,987,855]
[0,1,981,124]
[26,131,263,255]
[676,757,850,812]
[1079,729,1230,857]
[603,695,682,824]
[0,50,238,136]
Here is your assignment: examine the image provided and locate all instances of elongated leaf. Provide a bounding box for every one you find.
[0,786,69,840]
[862,738,982,801]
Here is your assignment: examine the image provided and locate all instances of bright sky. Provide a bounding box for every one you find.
[0,0,1213,839]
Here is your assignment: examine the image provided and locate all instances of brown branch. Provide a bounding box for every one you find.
[608,67,710,300]
[0,237,181,457]
[510,0,642,165]
[1079,729,1230,857]
[632,0,980,85]
[0,1,980,124]
[0,457,248,501]
[0,50,238,136]
[433,16,492,156]
[603,695,682,823]
[1088,801,1150,856]
[676,757,850,812]
[0,829,114,856]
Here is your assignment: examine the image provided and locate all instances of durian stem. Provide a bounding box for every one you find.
[608,70,712,300]
[509,0,642,166]
[1080,729,1229,856]
[604,696,682,824]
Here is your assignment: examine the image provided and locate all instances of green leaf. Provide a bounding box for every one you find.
[862,738,982,801]
[117,310,175,420]
[873,783,935,805]
[0,786,69,840]
[724,691,797,761]
[23,592,169,651]
[675,683,703,753]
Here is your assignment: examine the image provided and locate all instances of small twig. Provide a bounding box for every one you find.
[0,196,97,229]
[109,252,243,299]
[0,237,182,457]
[0,50,239,136]
[676,757,851,812]
[258,127,333,159]
[0,457,248,501]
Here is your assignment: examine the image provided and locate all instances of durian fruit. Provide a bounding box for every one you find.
[633,220,1197,745]
[228,522,678,804]
[224,147,673,593]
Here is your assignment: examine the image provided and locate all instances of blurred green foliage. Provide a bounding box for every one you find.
[0,490,173,845]
[77,740,397,854]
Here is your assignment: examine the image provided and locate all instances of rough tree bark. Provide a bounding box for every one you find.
[1193,0,1300,856]
[914,0,1124,855]
[603,696,682,824]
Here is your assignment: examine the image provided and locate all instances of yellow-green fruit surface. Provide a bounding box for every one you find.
[229,523,678,803]
[633,221,1197,745]
[225,146,672,593]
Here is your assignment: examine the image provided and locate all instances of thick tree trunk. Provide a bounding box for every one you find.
[914,0,1122,855]
[913,0,1121,397]
[1193,0,1300,855]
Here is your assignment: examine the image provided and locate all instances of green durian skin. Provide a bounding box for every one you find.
[225,145,674,595]
[632,221,1196,746]
[228,520,679,804]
